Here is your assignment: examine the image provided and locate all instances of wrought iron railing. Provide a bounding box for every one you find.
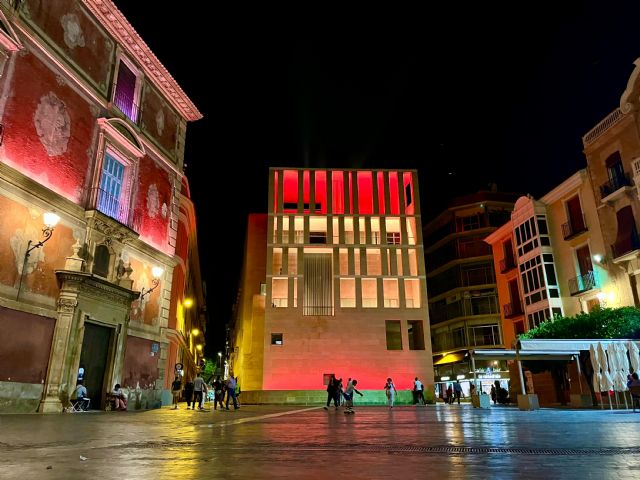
[88,187,141,232]
[611,230,640,259]
[303,305,334,316]
[568,271,596,296]
[561,214,588,240]
[600,172,632,199]
[113,84,140,123]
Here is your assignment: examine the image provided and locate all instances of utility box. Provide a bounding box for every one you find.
[517,393,540,410]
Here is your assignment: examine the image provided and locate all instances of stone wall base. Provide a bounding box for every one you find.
[0,381,44,413]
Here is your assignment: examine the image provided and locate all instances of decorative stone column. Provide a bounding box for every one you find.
[38,290,80,413]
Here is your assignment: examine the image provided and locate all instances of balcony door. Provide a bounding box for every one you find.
[566,195,585,233]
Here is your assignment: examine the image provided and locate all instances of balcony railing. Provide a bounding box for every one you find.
[561,214,588,240]
[568,271,596,296]
[88,187,141,231]
[503,302,523,318]
[582,108,624,147]
[600,172,632,200]
[499,256,516,273]
[611,231,640,259]
[113,84,140,123]
[303,305,334,316]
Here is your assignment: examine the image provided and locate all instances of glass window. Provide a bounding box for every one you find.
[385,320,402,350]
[404,279,421,308]
[383,278,399,308]
[361,278,377,307]
[271,333,283,345]
[271,278,288,307]
[366,248,382,275]
[97,151,127,222]
[288,249,297,275]
[408,249,418,276]
[408,320,425,350]
[272,248,283,274]
[340,278,356,308]
[113,59,139,122]
[339,249,349,275]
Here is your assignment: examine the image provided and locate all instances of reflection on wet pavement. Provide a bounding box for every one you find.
[2,404,640,479]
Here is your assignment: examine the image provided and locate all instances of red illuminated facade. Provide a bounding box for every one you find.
[0,1,204,413]
[230,168,434,403]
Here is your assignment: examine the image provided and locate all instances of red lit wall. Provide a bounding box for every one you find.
[403,172,414,215]
[122,335,159,389]
[24,0,112,89]
[332,171,344,214]
[357,171,373,214]
[3,50,94,202]
[303,170,310,212]
[140,85,180,159]
[314,171,327,213]
[273,171,279,212]
[0,306,55,384]
[135,156,173,252]
[377,172,385,214]
[283,170,298,212]
[389,172,400,215]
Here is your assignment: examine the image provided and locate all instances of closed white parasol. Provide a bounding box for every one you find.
[606,343,623,391]
[616,343,630,389]
[629,341,640,374]
[598,342,614,391]
[590,344,601,393]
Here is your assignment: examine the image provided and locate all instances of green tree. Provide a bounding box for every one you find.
[519,307,640,405]
[202,358,215,382]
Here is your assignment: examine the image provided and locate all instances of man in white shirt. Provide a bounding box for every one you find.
[413,377,425,405]
[74,382,90,411]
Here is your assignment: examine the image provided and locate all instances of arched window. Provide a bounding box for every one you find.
[93,245,111,278]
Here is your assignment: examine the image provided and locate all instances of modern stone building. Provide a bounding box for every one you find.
[230,168,433,403]
[424,191,519,398]
[0,1,204,412]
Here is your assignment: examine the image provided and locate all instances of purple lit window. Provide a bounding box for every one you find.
[114,61,138,122]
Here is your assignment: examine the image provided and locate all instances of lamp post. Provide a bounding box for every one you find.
[16,212,60,301]
[139,266,164,300]
[217,351,222,374]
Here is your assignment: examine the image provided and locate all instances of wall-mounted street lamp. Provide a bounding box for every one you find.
[139,266,164,300]
[16,212,60,301]
[191,328,199,337]
[183,298,194,308]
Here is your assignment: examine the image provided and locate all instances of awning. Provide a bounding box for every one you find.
[471,349,579,361]
[434,352,466,365]
[517,338,640,352]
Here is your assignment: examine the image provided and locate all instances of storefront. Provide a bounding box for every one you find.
[433,351,510,401]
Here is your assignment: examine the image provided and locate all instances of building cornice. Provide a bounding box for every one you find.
[539,170,586,205]
[83,0,202,122]
[484,221,513,245]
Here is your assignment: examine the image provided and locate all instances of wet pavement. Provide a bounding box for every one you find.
[1,403,640,479]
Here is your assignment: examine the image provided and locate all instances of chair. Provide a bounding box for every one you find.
[630,385,640,412]
[70,397,90,412]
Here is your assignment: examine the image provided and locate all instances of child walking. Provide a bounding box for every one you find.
[343,379,363,414]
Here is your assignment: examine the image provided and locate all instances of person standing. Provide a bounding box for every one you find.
[453,380,463,405]
[171,375,182,409]
[324,375,338,410]
[226,375,239,410]
[213,376,225,410]
[193,373,205,410]
[446,384,453,405]
[413,377,425,405]
[184,378,194,410]
[384,378,397,409]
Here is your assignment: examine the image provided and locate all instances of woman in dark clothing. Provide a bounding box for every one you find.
[184,378,194,410]
[324,375,338,410]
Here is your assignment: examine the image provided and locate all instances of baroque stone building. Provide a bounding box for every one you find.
[0,0,204,412]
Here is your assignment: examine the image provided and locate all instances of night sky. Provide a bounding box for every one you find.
[114,1,640,355]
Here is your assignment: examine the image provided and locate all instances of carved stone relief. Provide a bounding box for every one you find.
[146,184,160,218]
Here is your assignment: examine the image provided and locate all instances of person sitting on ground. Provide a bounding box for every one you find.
[73,382,90,411]
[112,383,128,411]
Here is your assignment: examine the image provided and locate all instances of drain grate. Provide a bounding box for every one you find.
[254,444,640,456]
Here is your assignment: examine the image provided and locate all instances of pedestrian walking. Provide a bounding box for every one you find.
[413,377,425,405]
[441,384,448,404]
[184,378,194,410]
[193,373,205,410]
[446,385,453,405]
[171,375,182,409]
[384,377,397,409]
[324,374,339,410]
[343,379,363,414]
[335,378,344,407]
[213,376,225,410]
[226,375,239,410]
[453,380,463,404]
[490,384,497,404]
